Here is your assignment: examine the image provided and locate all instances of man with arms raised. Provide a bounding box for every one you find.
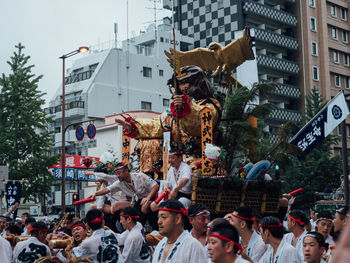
[153,199,207,263]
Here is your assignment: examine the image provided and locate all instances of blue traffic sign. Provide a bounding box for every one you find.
[76,126,85,141]
[87,124,96,139]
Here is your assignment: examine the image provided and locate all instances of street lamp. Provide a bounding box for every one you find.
[59,46,89,216]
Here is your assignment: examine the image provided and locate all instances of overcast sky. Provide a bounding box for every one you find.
[0,0,170,106]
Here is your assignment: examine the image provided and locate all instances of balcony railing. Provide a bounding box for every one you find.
[243,2,297,27]
[268,108,302,123]
[65,70,94,85]
[257,54,300,75]
[254,28,298,50]
[44,101,85,115]
[260,80,301,99]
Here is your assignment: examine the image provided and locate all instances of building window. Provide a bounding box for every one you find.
[141,101,152,110]
[311,41,318,56]
[332,27,338,39]
[143,67,152,78]
[218,0,224,9]
[206,29,211,37]
[344,54,350,66]
[335,74,341,87]
[206,5,211,13]
[331,5,337,17]
[333,51,339,63]
[160,37,164,42]
[312,66,319,81]
[163,98,170,107]
[341,8,347,20]
[345,77,350,89]
[309,0,315,8]
[310,17,317,32]
[159,69,164,76]
[342,31,349,43]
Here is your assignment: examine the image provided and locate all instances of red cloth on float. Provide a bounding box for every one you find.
[170,95,191,118]
[124,117,137,138]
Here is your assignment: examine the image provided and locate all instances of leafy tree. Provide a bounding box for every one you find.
[219,82,277,171]
[281,87,342,209]
[0,43,58,204]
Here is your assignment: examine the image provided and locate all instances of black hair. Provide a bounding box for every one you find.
[86,209,104,230]
[210,221,240,254]
[188,203,209,217]
[158,199,186,223]
[30,221,48,236]
[8,225,22,235]
[120,206,140,223]
[289,209,308,227]
[260,216,284,239]
[336,206,349,220]
[95,164,108,174]
[234,206,253,230]
[304,231,326,248]
[25,217,36,226]
[22,212,30,217]
[316,211,333,222]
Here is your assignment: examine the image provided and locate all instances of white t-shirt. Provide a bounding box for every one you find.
[246,230,268,263]
[95,172,127,202]
[166,162,192,193]
[0,236,12,263]
[283,230,307,262]
[152,230,207,263]
[108,172,157,203]
[258,240,300,263]
[73,228,123,263]
[118,222,150,262]
[13,236,51,263]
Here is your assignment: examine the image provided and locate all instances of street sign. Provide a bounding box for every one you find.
[66,168,75,180]
[75,126,85,141]
[87,124,96,139]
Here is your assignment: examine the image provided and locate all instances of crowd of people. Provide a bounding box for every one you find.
[0,158,350,263]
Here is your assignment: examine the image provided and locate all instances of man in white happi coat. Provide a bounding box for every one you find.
[90,162,159,215]
[152,199,207,263]
[85,168,128,214]
[150,149,192,212]
[72,209,123,263]
[208,221,250,263]
[258,216,300,263]
[315,211,334,246]
[284,209,308,262]
[303,232,327,263]
[118,206,150,262]
[230,206,267,262]
[188,203,210,247]
[13,221,51,263]
[0,235,12,262]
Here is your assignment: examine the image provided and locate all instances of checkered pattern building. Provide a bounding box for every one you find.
[164,0,302,128]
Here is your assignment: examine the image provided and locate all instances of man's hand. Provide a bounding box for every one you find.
[88,194,96,201]
[169,189,178,199]
[141,197,150,206]
[84,170,94,176]
[173,95,185,111]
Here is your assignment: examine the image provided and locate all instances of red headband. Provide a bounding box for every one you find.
[158,207,188,216]
[29,227,49,232]
[114,162,127,171]
[251,217,261,222]
[71,223,87,231]
[90,213,104,224]
[209,233,242,252]
[288,214,305,226]
[120,214,140,219]
[259,222,282,228]
[231,213,252,221]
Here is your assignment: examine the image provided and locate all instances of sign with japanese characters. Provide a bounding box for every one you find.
[201,107,213,175]
[6,182,21,219]
[51,155,99,169]
[122,131,131,165]
[291,91,350,154]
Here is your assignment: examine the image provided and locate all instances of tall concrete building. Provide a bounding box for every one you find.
[296,0,349,153]
[164,0,302,142]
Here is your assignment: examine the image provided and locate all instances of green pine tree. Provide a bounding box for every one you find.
[282,87,342,209]
[0,43,58,203]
